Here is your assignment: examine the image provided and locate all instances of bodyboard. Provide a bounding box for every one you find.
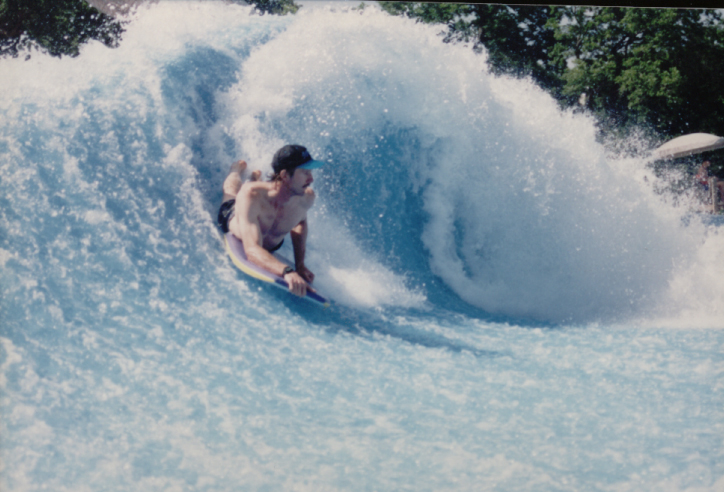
[223,232,330,307]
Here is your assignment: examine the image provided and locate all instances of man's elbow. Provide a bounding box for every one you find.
[291,220,306,234]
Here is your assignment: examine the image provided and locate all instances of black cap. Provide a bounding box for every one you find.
[271,145,324,174]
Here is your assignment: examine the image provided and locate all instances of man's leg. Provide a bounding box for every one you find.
[222,160,247,202]
[222,160,261,202]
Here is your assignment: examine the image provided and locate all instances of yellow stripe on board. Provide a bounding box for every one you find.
[224,234,331,308]
[224,235,276,284]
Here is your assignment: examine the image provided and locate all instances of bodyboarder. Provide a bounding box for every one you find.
[218,144,324,298]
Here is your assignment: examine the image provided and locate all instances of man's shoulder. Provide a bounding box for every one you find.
[300,187,316,208]
[238,181,272,200]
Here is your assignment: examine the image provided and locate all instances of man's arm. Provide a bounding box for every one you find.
[235,186,309,297]
[291,218,314,284]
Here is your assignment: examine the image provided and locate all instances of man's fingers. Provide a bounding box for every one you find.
[287,276,307,297]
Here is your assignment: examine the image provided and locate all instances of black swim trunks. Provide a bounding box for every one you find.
[268,239,284,253]
[217,199,284,252]
[217,199,235,233]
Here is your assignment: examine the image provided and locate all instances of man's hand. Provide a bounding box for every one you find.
[283,271,309,297]
[295,264,315,284]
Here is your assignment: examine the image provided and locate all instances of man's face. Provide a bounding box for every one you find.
[287,167,314,195]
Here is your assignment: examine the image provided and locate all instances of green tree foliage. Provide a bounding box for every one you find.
[0,0,126,59]
[550,7,724,139]
[240,0,300,16]
[379,3,724,143]
[465,5,562,98]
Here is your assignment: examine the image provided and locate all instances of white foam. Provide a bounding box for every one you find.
[215,4,722,323]
[2,6,722,492]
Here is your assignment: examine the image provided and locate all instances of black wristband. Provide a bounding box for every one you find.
[282,266,294,276]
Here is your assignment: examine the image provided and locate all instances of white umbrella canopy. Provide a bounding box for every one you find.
[653,133,724,160]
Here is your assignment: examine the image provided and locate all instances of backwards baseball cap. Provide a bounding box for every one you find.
[271,144,325,174]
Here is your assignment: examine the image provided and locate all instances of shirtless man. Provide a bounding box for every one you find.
[217,144,324,297]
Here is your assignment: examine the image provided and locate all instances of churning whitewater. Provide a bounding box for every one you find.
[1,3,723,491]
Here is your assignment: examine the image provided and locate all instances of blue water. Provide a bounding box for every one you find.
[1,3,723,490]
